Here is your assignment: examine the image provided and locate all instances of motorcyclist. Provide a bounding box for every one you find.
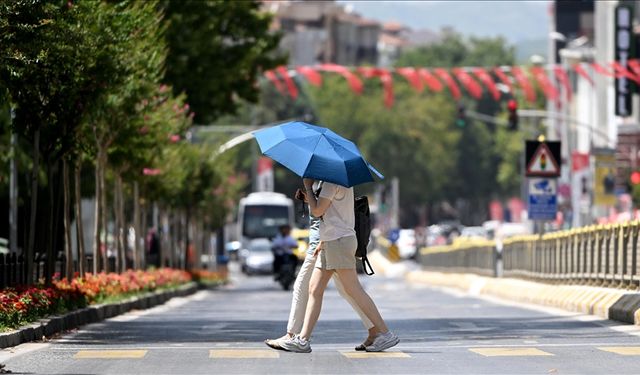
[272,224,297,278]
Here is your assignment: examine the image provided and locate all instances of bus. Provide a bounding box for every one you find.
[237,192,294,249]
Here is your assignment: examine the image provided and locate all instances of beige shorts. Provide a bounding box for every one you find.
[315,235,357,270]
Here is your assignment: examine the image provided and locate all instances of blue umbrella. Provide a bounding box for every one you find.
[253,121,384,187]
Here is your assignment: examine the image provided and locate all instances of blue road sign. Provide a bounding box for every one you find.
[528,178,557,221]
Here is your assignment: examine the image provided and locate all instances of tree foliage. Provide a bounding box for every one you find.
[160,0,285,124]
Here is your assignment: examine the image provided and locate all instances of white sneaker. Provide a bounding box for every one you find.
[365,331,399,352]
[279,335,312,353]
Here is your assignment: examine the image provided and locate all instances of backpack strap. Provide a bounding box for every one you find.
[361,256,375,276]
[314,181,324,198]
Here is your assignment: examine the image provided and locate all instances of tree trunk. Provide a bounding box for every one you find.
[63,158,73,279]
[114,174,122,273]
[117,174,126,273]
[75,158,86,276]
[93,152,102,274]
[45,161,56,285]
[27,129,40,285]
[140,199,147,269]
[184,208,190,270]
[133,181,140,270]
[100,154,108,273]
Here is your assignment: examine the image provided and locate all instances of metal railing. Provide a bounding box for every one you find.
[418,222,640,290]
[419,239,496,277]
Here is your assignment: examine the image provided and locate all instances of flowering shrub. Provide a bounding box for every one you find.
[0,268,192,331]
[188,269,227,286]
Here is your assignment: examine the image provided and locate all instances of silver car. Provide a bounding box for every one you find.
[240,238,274,275]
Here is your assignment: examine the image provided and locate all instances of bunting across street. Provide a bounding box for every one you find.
[262,59,640,109]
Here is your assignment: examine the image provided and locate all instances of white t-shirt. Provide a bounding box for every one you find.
[318,182,355,241]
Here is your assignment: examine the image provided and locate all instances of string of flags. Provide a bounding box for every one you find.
[263,61,638,108]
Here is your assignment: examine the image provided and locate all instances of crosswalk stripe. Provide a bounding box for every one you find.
[597,347,640,355]
[469,348,554,357]
[341,351,410,359]
[209,349,280,359]
[74,350,148,359]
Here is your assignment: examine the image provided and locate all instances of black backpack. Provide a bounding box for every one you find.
[354,195,374,275]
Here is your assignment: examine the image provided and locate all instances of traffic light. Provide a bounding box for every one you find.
[455,102,466,128]
[507,99,518,131]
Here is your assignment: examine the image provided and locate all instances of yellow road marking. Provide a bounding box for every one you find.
[74,350,148,359]
[209,349,280,359]
[341,351,410,359]
[598,347,640,355]
[470,348,554,357]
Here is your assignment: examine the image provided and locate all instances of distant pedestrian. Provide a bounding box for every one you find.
[146,228,160,268]
[277,178,399,353]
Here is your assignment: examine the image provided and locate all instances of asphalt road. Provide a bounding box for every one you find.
[2,262,640,374]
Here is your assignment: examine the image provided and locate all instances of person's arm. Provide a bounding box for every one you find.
[303,178,332,217]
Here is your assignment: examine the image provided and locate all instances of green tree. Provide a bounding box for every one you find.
[395,32,519,224]
[0,0,128,282]
[160,0,285,124]
[306,74,460,226]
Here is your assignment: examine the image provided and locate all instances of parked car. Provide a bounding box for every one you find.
[460,226,488,240]
[397,229,417,259]
[240,238,274,275]
[290,228,310,260]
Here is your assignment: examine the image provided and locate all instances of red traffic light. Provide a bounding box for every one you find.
[631,171,640,185]
[507,99,517,111]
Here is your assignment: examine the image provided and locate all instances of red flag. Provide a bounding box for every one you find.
[573,63,594,85]
[296,66,323,86]
[493,67,513,94]
[627,59,640,79]
[434,68,461,100]
[530,66,559,102]
[276,66,298,99]
[472,67,500,100]
[417,68,444,92]
[511,67,536,104]
[265,70,286,94]
[318,63,363,94]
[452,68,483,99]
[553,66,572,102]
[590,62,615,77]
[610,61,640,83]
[357,67,394,108]
[396,67,424,93]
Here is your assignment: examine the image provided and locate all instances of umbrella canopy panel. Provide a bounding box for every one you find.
[253,121,383,187]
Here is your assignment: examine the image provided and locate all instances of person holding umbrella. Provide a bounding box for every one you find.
[264,182,377,352]
[254,121,399,353]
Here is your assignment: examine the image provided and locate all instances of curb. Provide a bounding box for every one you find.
[0,282,198,349]
[407,270,640,326]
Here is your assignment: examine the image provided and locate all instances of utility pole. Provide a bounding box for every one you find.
[9,108,18,254]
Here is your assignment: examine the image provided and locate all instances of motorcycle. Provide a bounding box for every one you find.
[275,253,297,290]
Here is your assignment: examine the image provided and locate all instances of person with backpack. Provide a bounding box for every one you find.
[265,181,377,351]
[277,178,399,353]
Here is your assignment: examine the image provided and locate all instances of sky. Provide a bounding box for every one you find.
[339,1,551,43]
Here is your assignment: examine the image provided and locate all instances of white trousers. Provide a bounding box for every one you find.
[287,252,374,334]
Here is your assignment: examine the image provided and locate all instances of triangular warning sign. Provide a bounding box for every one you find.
[527,143,560,177]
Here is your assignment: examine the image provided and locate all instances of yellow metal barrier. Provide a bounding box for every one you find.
[417,221,640,289]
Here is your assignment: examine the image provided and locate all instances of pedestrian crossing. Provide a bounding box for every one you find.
[69,347,640,359]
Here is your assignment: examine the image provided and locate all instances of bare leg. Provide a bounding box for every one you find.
[299,268,333,340]
[334,268,389,333]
